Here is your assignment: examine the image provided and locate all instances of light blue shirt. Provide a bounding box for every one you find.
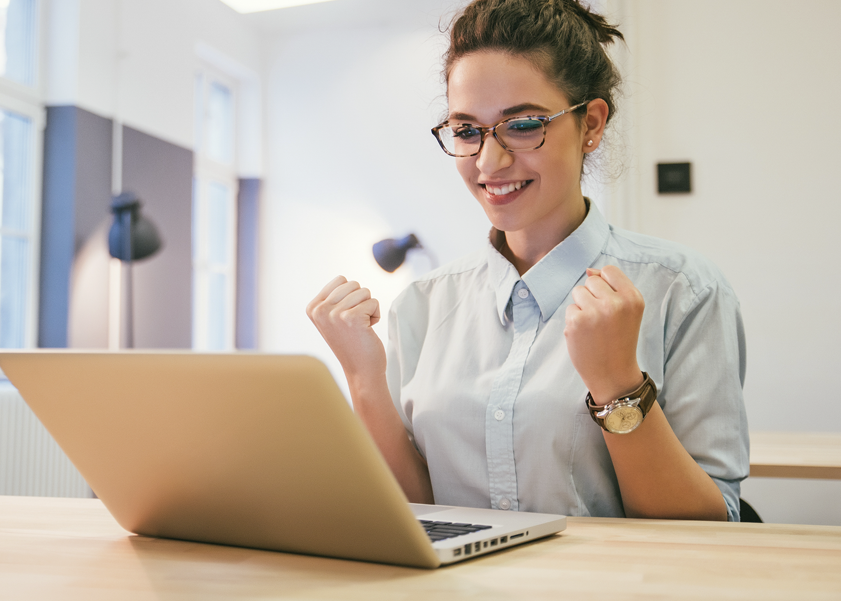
[385,202,749,521]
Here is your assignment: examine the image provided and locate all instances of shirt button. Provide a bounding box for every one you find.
[494,409,505,421]
[517,289,529,299]
[498,498,511,510]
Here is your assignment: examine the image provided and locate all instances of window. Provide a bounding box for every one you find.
[193,69,237,351]
[0,109,36,347]
[0,0,37,87]
[0,0,40,355]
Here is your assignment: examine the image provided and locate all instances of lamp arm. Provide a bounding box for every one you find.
[120,210,134,348]
[121,210,133,262]
[419,247,438,270]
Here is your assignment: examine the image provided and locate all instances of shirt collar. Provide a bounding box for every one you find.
[486,200,611,325]
[486,230,522,325]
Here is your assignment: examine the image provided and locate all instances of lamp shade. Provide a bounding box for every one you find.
[372,234,420,273]
[108,192,162,262]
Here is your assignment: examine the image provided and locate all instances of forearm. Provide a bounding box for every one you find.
[306,276,433,502]
[347,373,434,504]
[566,267,729,521]
[604,402,727,521]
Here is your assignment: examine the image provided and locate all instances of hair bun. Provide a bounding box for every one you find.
[561,0,624,45]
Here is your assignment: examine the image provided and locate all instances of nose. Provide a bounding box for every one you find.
[475,133,514,175]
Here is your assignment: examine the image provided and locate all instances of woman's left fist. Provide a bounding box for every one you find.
[564,265,645,405]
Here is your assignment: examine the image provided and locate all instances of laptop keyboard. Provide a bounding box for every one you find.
[419,520,492,542]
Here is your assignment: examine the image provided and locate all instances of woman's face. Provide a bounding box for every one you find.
[447,51,594,240]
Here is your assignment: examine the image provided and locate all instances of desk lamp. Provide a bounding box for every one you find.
[108,192,163,348]
[373,234,422,273]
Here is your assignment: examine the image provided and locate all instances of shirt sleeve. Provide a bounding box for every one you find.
[658,278,750,522]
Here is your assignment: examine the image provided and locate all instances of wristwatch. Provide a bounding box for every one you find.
[586,372,657,434]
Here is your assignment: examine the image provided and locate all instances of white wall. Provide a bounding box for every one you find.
[625,0,841,432]
[45,0,263,152]
[618,0,841,524]
[260,0,841,524]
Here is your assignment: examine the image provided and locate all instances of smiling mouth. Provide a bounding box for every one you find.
[482,180,532,196]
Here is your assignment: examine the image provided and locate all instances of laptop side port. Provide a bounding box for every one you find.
[453,548,462,557]
[490,539,498,546]
[500,536,508,543]
[510,532,524,540]
[464,544,472,555]
[474,542,481,553]
[483,541,488,548]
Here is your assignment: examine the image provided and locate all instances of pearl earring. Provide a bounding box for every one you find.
[587,140,594,147]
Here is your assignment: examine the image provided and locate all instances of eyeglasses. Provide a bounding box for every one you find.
[431,101,590,158]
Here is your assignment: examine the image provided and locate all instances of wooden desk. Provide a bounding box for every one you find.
[750,431,841,479]
[2,496,841,600]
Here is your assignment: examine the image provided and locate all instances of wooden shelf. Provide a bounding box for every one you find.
[750,431,841,479]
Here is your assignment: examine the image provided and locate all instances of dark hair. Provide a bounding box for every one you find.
[444,0,624,126]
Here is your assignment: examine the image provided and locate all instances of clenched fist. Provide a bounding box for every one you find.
[564,265,645,406]
[306,276,386,382]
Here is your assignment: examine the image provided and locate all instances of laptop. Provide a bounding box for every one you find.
[0,351,565,568]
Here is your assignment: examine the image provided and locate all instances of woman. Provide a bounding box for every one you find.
[307,0,749,521]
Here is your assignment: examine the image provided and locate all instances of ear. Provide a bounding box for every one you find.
[581,98,609,154]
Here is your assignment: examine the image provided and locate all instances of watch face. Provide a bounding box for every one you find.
[605,405,643,434]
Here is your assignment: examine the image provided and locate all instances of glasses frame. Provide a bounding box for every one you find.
[431,100,591,158]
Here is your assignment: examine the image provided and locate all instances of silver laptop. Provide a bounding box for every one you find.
[0,351,565,568]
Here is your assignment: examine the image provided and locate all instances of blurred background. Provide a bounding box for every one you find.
[0,0,838,525]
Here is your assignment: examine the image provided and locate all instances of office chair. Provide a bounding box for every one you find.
[739,498,763,523]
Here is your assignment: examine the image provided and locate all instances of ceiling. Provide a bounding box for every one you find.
[239,0,467,34]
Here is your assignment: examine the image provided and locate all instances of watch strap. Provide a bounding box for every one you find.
[586,372,658,431]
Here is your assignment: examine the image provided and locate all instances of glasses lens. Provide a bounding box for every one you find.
[439,124,482,156]
[499,118,545,150]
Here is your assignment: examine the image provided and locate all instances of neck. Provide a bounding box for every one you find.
[499,196,588,275]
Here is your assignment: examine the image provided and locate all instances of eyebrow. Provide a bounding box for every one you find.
[448,103,553,123]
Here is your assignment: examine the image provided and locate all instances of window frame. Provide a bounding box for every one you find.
[192,65,239,351]
[0,0,44,352]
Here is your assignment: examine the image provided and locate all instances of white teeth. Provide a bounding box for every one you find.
[486,181,526,196]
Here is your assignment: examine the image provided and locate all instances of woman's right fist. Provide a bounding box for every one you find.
[306,276,386,379]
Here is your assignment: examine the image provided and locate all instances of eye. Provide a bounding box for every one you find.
[505,119,543,136]
[452,125,481,141]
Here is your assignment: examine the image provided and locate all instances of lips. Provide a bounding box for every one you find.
[480,180,532,205]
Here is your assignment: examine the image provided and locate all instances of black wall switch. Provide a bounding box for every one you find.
[657,162,692,194]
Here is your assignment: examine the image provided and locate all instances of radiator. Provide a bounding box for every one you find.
[0,384,93,497]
